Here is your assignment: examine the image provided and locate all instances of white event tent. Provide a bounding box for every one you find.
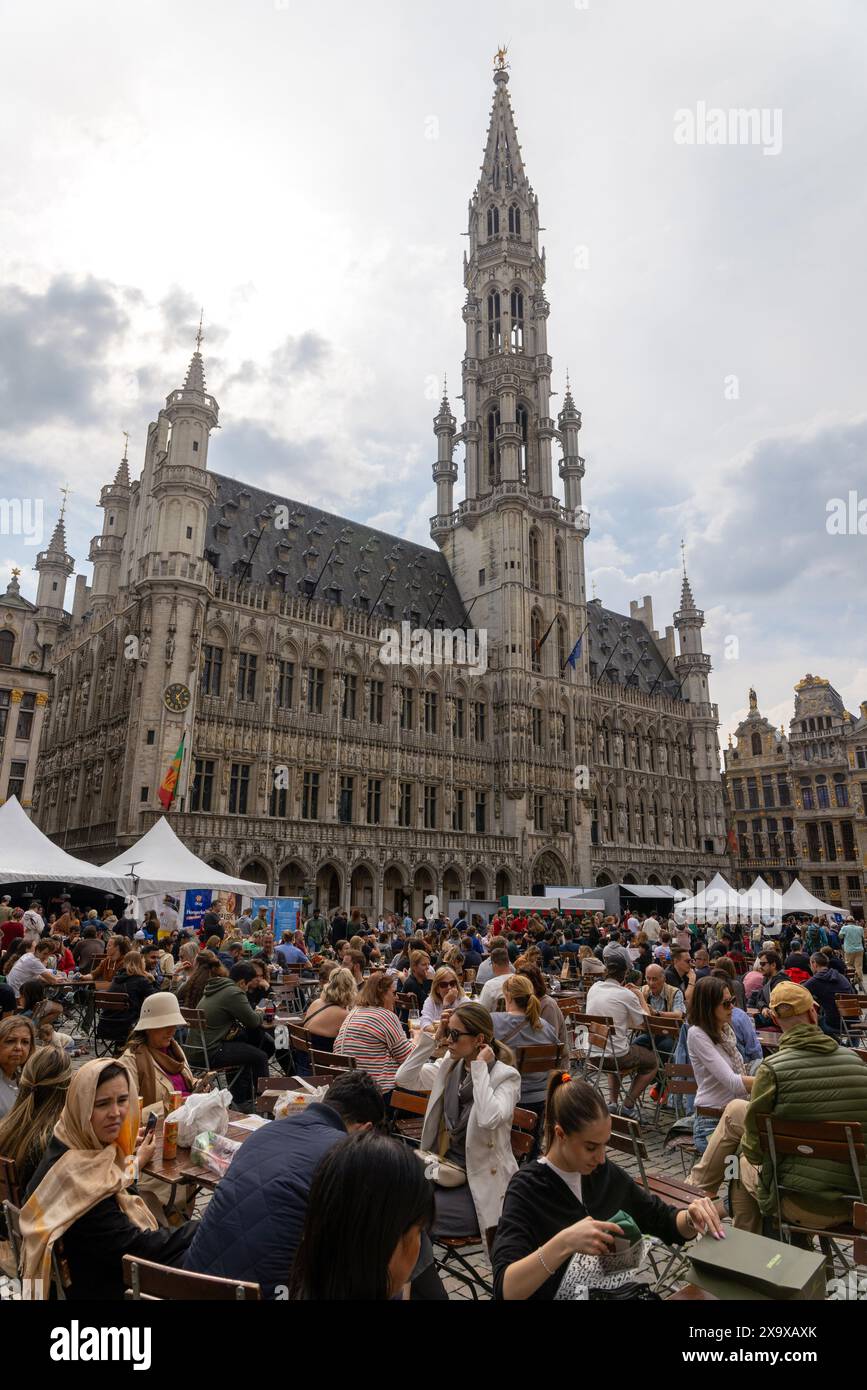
[780,879,839,916]
[0,796,132,895]
[100,816,267,898]
[673,872,745,924]
[739,875,785,921]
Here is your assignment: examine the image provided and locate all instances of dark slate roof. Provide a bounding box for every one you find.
[587,600,684,700]
[207,474,468,627]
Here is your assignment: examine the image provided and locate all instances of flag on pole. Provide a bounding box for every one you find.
[158,732,186,811]
[534,614,558,654]
[565,636,583,669]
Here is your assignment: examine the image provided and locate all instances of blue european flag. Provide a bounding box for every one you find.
[566,637,582,669]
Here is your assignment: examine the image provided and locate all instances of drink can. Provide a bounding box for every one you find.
[162,1115,179,1162]
[168,1092,183,1112]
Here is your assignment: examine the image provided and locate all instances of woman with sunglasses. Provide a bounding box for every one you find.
[686,976,754,1154]
[393,1001,520,1251]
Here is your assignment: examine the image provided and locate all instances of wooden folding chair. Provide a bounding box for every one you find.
[180,1007,211,1073]
[123,1254,261,1300]
[758,1116,866,1265]
[91,991,130,1056]
[513,1044,560,1077]
[510,1105,538,1160]
[391,1088,429,1144]
[835,995,867,1046]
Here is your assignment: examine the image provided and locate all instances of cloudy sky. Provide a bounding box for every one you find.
[1,0,865,742]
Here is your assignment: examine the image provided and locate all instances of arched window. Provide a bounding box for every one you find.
[528,530,541,589]
[508,204,521,236]
[555,540,565,599]
[487,291,502,352]
[751,732,762,756]
[0,629,14,665]
[557,619,567,673]
[510,290,524,351]
[487,408,501,489]
[516,403,529,482]
[530,612,542,674]
[487,206,499,238]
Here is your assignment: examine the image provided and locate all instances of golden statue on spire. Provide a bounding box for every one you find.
[494,44,509,71]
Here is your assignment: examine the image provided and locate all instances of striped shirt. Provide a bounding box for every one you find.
[335,1007,413,1093]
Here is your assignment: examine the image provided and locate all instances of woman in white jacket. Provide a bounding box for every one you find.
[394,1001,520,1251]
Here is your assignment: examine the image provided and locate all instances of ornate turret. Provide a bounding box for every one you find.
[673,547,712,704]
[431,379,458,537]
[558,372,588,533]
[90,434,133,610]
[34,499,75,650]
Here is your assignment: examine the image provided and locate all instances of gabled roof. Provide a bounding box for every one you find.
[586,600,683,699]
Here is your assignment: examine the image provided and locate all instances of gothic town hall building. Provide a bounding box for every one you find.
[34,67,729,915]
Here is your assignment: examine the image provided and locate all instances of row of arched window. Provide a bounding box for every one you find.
[486,289,524,353]
[486,204,522,238]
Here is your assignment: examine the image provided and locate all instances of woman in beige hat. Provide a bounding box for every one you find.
[122,992,195,1111]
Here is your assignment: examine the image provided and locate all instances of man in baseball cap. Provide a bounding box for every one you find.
[729,980,867,1233]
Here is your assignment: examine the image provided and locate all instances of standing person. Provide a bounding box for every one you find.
[304,908,328,954]
[686,976,754,1154]
[0,1014,35,1119]
[0,1044,72,1190]
[20,1057,196,1299]
[839,918,865,988]
[394,1002,520,1249]
[288,1133,434,1300]
[491,1074,724,1300]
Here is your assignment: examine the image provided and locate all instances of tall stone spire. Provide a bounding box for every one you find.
[35,500,75,646]
[432,377,458,526]
[674,553,710,704]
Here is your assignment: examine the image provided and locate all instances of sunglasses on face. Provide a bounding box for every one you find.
[445,1027,472,1041]
[721,998,734,1008]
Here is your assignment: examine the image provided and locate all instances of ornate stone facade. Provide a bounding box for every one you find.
[0,563,57,809]
[724,678,867,918]
[34,65,729,912]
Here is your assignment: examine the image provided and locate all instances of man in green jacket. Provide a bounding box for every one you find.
[304,909,328,953]
[733,980,867,1234]
[185,962,274,1105]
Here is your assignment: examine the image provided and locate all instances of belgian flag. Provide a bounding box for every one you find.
[158,732,186,811]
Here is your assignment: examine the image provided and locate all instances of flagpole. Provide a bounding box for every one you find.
[560,617,591,672]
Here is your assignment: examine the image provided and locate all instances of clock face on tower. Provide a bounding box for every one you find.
[164,683,191,714]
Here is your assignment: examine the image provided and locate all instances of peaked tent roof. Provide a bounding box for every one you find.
[740,876,785,919]
[0,797,132,894]
[673,872,745,924]
[780,880,839,916]
[100,816,266,897]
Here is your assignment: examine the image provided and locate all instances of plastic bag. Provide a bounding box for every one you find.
[190,1129,241,1177]
[273,1077,327,1118]
[170,1088,233,1148]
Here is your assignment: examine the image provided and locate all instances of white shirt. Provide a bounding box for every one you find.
[643,917,660,942]
[626,916,640,936]
[479,976,508,1013]
[540,1156,583,1204]
[7,951,51,994]
[585,978,647,1056]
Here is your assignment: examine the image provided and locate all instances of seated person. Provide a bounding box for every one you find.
[749,950,787,1027]
[183,1070,387,1298]
[805,952,855,1038]
[492,1073,723,1299]
[733,982,867,1234]
[585,957,656,1120]
[274,932,312,970]
[184,961,275,1104]
[20,1057,195,1299]
[709,970,762,1067]
[0,1043,72,1190]
[300,967,357,1060]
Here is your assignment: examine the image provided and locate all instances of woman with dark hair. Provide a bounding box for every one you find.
[394,1001,520,1248]
[176,949,222,1008]
[97,950,159,1049]
[492,1073,724,1299]
[289,1132,434,1300]
[686,975,754,1153]
[18,978,47,1018]
[20,1057,196,1299]
[0,1044,71,1189]
[81,935,129,988]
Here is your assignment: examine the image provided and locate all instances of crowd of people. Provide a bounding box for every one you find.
[0,886,865,1301]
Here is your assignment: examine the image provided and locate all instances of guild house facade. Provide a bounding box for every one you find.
[34,61,728,916]
[724,679,867,919]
